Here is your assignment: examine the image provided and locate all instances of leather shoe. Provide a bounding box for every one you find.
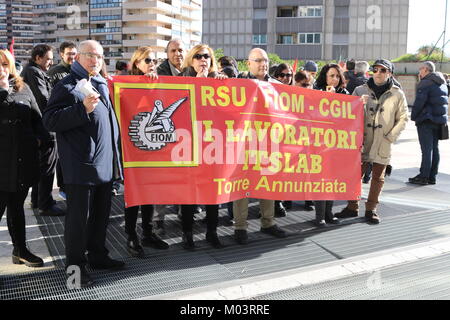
[234,229,248,245]
[260,225,287,238]
[365,210,380,224]
[315,219,327,228]
[304,201,314,211]
[408,175,428,185]
[182,232,195,250]
[39,204,65,216]
[12,247,43,268]
[66,265,94,288]
[89,256,125,270]
[334,207,358,219]
[206,232,224,249]
[274,201,287,217]
[325,210,340,224]
[282,201,292,210]
[142,233,169,250]
[428,178,436,185]
[126,238,144,258]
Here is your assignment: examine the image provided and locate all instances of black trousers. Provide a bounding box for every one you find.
[64,182,112,267]
[56,160,65,192]
[31,140,58,210]
[124,205,154,239]
[181,205,218,233]
[0,189,28,249]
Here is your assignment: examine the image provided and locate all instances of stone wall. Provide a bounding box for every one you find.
[396,75,418,106]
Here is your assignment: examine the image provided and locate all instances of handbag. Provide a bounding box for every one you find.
[439,123,449,140]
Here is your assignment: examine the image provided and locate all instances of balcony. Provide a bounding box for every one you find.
[122,25,171,36]
[123,0,173,14]
[90,27,122,34]
[122,38,167,48]
[56,28,89,37]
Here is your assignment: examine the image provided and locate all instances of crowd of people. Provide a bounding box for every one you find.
[0,38,448,287]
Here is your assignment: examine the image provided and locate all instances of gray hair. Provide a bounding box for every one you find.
[354,61,369,74]
[422,61,436,73]
[78,40,103,53]
[165,38,184,53]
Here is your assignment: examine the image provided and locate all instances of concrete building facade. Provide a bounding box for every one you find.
[0,0,39,62]
[33,0,202,69]
[202,0,409,61]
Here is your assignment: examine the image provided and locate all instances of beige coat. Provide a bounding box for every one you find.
[353,82,409,165]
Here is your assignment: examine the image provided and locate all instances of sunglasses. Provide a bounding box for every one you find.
[279,73,293,78]
[373,67,388,74]
[144,58,158,65]
[193,53,211,60]
[300,82,311,88]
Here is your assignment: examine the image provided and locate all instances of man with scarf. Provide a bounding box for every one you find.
[409,61,448,185]
[43,40,123,287]
[335,59,408,224]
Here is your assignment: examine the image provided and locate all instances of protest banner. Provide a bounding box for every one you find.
[109,76,363,207]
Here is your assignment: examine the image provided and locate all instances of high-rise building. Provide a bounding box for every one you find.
[0,0,39,62]
[202,0,409,61]
[33,0,202,69]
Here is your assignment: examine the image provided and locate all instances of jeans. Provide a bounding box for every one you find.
[417,121,440,180]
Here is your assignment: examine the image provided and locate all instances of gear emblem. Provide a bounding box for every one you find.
[128,97,187,151]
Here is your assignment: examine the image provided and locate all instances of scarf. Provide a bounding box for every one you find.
[367,77,393,100]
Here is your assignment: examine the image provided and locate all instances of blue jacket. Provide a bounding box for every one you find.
[411,72,448,125]
[43,61,122,185]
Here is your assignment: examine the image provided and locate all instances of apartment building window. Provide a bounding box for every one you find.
[91,15,121,21]
[253,34,266,44]
[298,33,321,44]
[277,6,297,17]
[278,34,295,44]
[298,6,322,17]
[254,8,266,19]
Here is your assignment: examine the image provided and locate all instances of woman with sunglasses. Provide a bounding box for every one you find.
[0,49,48,267]
[122,47,169,258]
[273,63,294,85]
[179,44,226,250]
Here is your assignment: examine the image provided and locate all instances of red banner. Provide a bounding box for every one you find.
[109,76,363,207]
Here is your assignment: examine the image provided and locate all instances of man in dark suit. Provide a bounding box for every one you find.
[43,40,124,287]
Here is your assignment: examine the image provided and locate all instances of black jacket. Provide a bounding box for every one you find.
[0,83,49,192]
[43,61,123,185]
[157,59,176,76]
[21,61,52,113]
[411,72,449,124]
[21,61,54,141]
[346,73,368,95]
[48,62,71,87]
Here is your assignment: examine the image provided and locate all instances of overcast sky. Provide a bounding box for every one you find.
[408,0,450,55]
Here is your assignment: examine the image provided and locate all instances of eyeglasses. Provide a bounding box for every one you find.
[373,67,388,74]
[279,73,293,78]
[80,52,104,60]
[144,58,158,65]
[249,58,268,63]
[193,53,211,60]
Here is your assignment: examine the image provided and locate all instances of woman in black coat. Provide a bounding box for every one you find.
[123,46,169,258]
[179,44,227,250]
[0,49,48,267]
[311,63,349,227]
